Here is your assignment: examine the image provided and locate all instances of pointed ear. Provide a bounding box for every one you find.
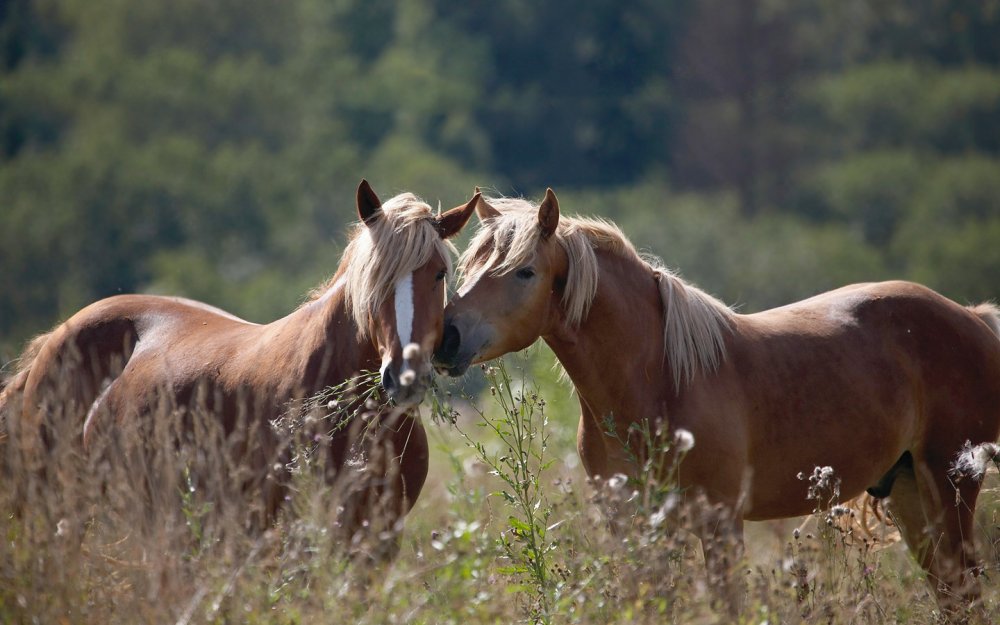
[538,188,559,239]
[475,190,501,221]
[434,192,481,239]
[356,179,382,226]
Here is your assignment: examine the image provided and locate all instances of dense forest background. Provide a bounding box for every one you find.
[2,0,1000,362]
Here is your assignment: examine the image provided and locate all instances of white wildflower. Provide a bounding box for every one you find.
[800,465,841,501]
[829,504,852,518]
[403,342,421,361]
[950,441,1000,482]
[605,473,629,491]
[674,428,695,453]
[649,492,680,528]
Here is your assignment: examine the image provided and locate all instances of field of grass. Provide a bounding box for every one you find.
[1,359,998,624]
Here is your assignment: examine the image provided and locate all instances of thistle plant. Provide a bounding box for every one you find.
[599,414,694,526]
[276,370,383,475]
[434,360,558,624]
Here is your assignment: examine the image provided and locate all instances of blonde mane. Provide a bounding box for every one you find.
[459,197,733,389]
[309,193,457,335]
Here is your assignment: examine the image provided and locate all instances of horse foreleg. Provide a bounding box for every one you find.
[330,411,428,565]
[696,503,746,615]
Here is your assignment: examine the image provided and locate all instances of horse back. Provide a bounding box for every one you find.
[743,280,1000,434]
[692,280,1000,517]
[13,295,257,441]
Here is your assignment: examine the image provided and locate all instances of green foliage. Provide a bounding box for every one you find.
[893,155,1000,301]
[805,150,923,245]
[2,0,1000,359]
[437,361,558,623]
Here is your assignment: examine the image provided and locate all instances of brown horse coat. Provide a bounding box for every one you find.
[1,181,478,540]
[436,190,1000,608]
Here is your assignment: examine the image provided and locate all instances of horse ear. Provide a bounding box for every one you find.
[434,192,481,239]
[538,188,560,239]
[356,179,382,226]
[475,190,501,221]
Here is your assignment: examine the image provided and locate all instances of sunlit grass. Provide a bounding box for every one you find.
[1,357,998,624]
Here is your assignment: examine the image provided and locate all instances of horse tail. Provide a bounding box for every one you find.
[968,302,1000,339]
[7,308,139,461]
[0,331,55,419]
[1,331,57,480]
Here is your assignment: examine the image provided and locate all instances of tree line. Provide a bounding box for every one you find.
[2,0,999,358]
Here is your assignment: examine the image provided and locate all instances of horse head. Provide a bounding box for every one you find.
[435,188,573,376]
[351,180,478,405]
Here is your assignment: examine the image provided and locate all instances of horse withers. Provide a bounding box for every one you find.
[434,188,1000,611]
[0,180,479,549]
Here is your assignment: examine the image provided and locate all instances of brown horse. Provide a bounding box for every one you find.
[434,189,1000,608]
[1,180,479,541]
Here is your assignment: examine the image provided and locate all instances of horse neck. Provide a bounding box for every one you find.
[269,272,379,394]
[542,250,671,424]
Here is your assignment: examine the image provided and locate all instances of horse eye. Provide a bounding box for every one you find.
[516,267,535,280]
[435,269,447,282]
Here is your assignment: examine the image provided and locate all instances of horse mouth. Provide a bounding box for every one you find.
[433,354,472,378]
[432,337,484,378]
[433,320,492,377]
[442,363,470,377]
[387,376,431,408]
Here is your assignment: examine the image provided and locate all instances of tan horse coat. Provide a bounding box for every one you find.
[436,190,1000,608]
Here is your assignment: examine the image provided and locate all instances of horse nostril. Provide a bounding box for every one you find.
[437,323,461,362]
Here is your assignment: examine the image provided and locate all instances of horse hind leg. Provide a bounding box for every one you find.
[885,456,982,613]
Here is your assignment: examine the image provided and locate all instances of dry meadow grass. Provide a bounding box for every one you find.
[1,361,998,624]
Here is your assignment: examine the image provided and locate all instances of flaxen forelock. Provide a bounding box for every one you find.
[309,193,457,336]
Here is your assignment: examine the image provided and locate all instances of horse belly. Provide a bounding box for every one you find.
[740,365,916,520]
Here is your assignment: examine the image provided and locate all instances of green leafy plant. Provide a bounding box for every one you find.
[434,360,558,624]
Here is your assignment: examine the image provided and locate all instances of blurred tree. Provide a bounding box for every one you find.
[893,155,1000,301]
[1,0,340,351]
[2,0,999,359]
[0,0,66,158]
[671,0,801,217]
[442,0,681,190]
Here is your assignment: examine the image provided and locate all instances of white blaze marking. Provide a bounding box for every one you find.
[394,272,414,345]
[380,356,392,384]
[383,274,422,391]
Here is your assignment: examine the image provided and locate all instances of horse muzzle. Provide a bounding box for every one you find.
[433,319,490,377]
[381,344,433,407]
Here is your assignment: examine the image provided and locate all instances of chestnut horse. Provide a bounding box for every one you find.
[0,180,479,542]
[434,189,1000,608]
